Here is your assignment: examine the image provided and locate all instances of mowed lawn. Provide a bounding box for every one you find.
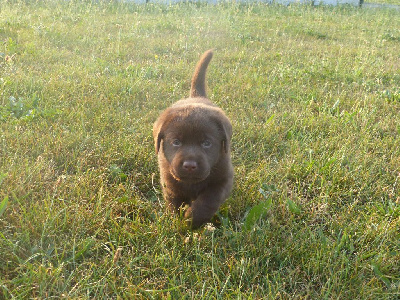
[1,0,399,298]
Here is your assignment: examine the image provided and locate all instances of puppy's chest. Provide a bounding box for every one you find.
[173,178,209,199]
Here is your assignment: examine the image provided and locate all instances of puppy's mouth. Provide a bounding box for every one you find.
[170,168,209,183]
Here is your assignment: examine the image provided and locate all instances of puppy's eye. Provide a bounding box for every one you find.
[202,140,212,148]
[172,139,182,147]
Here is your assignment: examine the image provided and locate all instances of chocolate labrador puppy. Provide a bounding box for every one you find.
[153,49,233,229]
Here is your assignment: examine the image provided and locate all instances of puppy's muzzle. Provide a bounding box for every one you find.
[171,158,210,183]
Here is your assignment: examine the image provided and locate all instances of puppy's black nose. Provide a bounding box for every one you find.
[183,161,198,172]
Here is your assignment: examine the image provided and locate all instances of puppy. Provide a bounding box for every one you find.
[153,49,233,229]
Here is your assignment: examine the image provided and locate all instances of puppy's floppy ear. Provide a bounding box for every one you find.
[153,118,165,154]
[153,107,177,154]
[155,132,163,154]
[214,113,232,154]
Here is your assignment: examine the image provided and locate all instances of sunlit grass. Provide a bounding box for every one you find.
[1,0,399,298]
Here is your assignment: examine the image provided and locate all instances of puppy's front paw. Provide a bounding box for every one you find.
[183,206,195,228]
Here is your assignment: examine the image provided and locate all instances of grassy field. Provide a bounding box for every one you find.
[369,0,400,5]
[1,0,399,298]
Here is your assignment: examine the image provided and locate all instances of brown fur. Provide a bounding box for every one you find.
[153,50,233,229]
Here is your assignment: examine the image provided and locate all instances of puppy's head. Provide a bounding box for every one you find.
[153,104,232,183]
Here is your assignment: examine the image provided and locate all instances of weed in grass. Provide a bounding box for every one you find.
[0,196,8,217]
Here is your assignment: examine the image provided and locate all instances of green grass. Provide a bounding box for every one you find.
[369,0,400,5]
[1,0,399,298]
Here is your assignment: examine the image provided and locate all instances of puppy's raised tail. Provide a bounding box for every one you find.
[190,49,213,98]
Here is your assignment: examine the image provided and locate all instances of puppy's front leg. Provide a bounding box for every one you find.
[163,190,188,213]
[185,184,230,229]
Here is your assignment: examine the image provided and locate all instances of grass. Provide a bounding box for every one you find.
[369,0,400,5]
[1,0,399,298]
